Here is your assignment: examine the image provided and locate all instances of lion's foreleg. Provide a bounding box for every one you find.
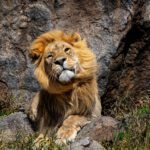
[28,92,40,121]
[56,115,90,144]
[33,117,54,147]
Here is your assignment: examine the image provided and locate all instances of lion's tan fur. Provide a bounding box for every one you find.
[28,30,101,144]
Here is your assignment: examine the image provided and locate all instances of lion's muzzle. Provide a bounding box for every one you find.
[54,57,66,66]
[59,70,75,83]
[53,57,75,83]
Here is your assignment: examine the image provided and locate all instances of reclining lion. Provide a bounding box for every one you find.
[28,30,101,144]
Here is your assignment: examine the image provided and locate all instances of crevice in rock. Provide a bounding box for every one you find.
[101,3,150,116]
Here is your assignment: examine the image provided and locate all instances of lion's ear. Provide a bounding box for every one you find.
[28,50,41,64]
[29,32,55,64]
[71,32,82,43]
[70,32,88,49]
[28,40,45,64]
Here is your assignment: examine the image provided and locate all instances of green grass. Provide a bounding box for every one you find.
[0,134,65,150]
[103,96,150,150]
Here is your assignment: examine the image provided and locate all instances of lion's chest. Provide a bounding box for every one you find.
[38,90,73,125]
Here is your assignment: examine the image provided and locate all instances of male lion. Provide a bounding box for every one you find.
[28,30,101,144]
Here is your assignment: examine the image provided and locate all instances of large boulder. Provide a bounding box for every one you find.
[0,112,33,142]
[65,116,118,150]
[0,0,140,106]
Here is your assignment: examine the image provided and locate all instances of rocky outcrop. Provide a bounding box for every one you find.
[65,116,118,150]
[65,138,105,150]
[0,0,141,107]
[0,113,118,149]
[101,1,150,116]
[76,116,118,142]
[0,112,33,143]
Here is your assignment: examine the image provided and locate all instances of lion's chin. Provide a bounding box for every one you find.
[58,70,75,83]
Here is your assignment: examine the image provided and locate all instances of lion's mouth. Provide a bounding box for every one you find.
[64,68,75,73]
[58,68,75,83]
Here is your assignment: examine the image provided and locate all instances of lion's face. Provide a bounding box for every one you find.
[43,41,79,83]
[29,30,97,93]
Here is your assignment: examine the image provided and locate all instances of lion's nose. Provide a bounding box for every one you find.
[54,57,66,66]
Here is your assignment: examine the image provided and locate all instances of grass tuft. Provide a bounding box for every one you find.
[0,134,65,150]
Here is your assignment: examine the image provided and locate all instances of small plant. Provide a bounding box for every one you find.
[0,94,20,117]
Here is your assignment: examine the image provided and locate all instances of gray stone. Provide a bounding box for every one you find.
[80,137,90,146]
[76,116,119,142]
[143,1,150,22]
[19,22,28,28]
[64,116,118,150]
[0,112,33,143]
[89,140,105,150]
[0,0,140,107]
[65,139,105,150]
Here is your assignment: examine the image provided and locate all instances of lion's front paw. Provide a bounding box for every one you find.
[27,107,37,121]
[56,126,80,144]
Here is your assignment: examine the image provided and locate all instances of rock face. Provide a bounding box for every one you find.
[101,1,150,115]
[65,116,118,150]
[0,112,33,142]
[0,0,142,106]
[76,116,118,142]
[65,138,106,150]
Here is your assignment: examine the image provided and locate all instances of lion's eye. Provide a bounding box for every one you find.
[47,54,53,58]
[64,48,71,53]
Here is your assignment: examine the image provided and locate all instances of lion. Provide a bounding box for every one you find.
[28,30,101,145]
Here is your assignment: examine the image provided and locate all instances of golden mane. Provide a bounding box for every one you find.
[29,30,88,59]
[29,30,97,94]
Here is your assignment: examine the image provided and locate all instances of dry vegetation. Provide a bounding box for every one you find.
[103,95,150,150]
[0,134,65,150]
[0,84,19,117]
